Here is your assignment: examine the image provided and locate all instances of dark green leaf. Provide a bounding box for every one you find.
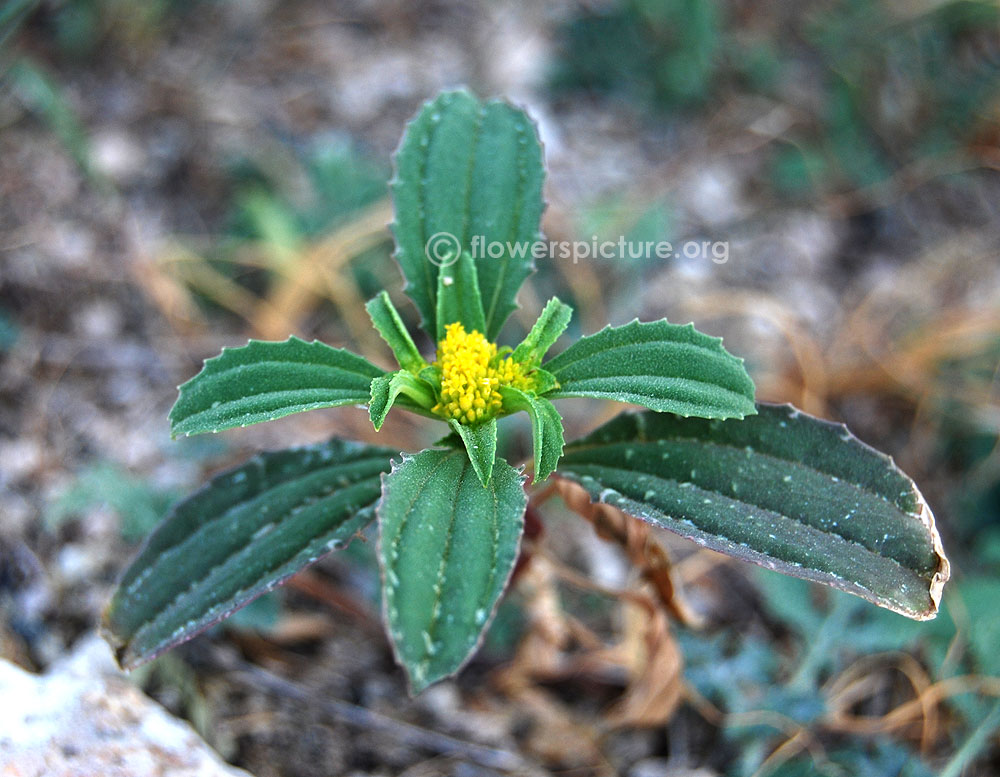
[391,89,545,339]
[512,297,574,365]
[170,337,384,437]
[378,448,527,692]
[436,251,486,341]
[366,291,426,373]
[543,319,756,420]
[104,439,396,668]
[500,387,565,482]
[448,418,497,487]
[555,404,949,619]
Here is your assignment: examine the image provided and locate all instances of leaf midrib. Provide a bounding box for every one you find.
[193,356,382,382]
[182,389,370,416]
[485,108,533,337]
[562,438,910,512]
[546,334,736,375]
[547,375,752,397]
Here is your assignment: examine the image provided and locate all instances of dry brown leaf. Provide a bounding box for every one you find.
[552,476,703,628]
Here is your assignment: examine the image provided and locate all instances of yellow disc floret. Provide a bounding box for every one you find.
[432,322,536,425]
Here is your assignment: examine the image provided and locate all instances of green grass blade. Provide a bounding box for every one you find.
[8,59,99,182]
[103,439,396,668]
[169,337,385,437]
[556,404,949,619]
[0,0,37,52]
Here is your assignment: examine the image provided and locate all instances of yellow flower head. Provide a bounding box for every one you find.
[432,322,536,425]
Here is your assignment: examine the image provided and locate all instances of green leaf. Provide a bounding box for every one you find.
[391,89,545,340]
[378,448,527,692]
[555,404,950,620]
[103,439,396,668]
[366,291,425,373]
[512,297,574,365]
[436,250,486,341]
[369,371,436,431]
[418,364,442,392]
[530,367,560,395]
[169,337,384,437]
[500,387,565,483]
[448,418,498,487]
[543,319,756,420]
[368,375,397,431]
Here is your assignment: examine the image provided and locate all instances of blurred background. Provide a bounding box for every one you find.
[1,1,998,775]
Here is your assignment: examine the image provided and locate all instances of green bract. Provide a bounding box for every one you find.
[104,89,950,692]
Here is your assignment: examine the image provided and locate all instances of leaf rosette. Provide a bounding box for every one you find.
[104,88,949,694]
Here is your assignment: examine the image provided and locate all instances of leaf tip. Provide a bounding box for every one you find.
[917,490,951,620]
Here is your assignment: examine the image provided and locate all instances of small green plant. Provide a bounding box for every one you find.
[103,89,950,692]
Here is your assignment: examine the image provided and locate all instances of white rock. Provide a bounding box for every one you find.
[0,634,253,777]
